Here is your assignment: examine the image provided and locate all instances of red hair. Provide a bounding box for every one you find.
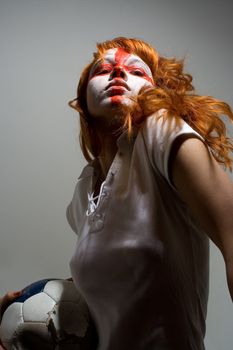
[69,37,233,170]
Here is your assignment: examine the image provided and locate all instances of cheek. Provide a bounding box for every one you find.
[129,76,153,95]
[87,76,108,97]
[86,77,111,115]
[86,79,103,107]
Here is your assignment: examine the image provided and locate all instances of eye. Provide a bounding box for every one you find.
[130,69,145,77]
[93,64,112,76]
[97,68,111,75]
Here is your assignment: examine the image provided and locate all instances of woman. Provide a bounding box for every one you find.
[1,37,233,350]
[67,37,233,350]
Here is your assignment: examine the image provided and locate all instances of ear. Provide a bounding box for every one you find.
[68,98,79,110]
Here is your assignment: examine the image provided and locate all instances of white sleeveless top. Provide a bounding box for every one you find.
[67,110,209,350]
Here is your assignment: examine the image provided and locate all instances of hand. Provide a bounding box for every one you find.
[0,290,22,350]
[0,291,22,319]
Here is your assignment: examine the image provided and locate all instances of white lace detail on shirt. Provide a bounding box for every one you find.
[86,180,106,216]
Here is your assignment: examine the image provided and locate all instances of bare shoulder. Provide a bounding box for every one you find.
[171,137,232,191]
[171,136,233,259]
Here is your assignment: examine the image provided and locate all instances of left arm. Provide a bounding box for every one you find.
[171,137,233,300]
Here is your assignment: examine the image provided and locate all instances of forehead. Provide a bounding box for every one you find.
[101,48,123,61]
[102,48,146,65]
[91,48,152,73]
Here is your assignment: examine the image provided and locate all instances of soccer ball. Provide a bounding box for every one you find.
[0,279,97,350]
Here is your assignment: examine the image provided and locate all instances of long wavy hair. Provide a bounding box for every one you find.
[69,37,233,170]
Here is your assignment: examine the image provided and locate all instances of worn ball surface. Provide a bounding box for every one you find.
[0,279,97,350]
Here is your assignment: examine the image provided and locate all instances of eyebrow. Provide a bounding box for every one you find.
[126,57,144,65]
[126,57,153,77]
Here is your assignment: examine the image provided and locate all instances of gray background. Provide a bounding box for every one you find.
[0,0,232,349]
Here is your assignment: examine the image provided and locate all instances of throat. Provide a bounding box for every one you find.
[97,135,118,178]
[98,153,115,180]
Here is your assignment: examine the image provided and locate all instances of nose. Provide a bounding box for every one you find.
[109,66,127,80]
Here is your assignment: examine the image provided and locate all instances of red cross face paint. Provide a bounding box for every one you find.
[86,48,154,118]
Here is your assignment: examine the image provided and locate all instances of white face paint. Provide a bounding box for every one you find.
[86,48,154,118]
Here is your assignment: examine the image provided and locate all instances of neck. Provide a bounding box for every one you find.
[98,133,118,178]
[95,109,128,178]
[96,123,119,178]
[93,113,125,178]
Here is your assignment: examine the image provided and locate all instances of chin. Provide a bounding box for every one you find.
[111,94,133,105]
[89,95,134,120]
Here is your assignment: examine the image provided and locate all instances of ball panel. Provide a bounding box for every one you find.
[15,279,54,303]
[23,293,56,322]
[43,280,81,303]
[0,302,23,344]
[47,301,90,338]
[13,322,54,350]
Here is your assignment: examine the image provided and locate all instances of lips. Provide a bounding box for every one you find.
[105,80,130,91]
[107,87,126,97]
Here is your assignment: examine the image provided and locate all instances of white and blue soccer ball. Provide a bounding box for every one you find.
[0,279,97,350]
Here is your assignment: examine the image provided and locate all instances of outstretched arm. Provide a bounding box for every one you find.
[171,137,233,300]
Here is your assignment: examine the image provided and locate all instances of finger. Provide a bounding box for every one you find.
[0,340,6,350]
[3,291,22,303]
[0,291,22,317]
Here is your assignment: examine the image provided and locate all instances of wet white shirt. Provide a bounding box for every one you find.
[67,110,209,350]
